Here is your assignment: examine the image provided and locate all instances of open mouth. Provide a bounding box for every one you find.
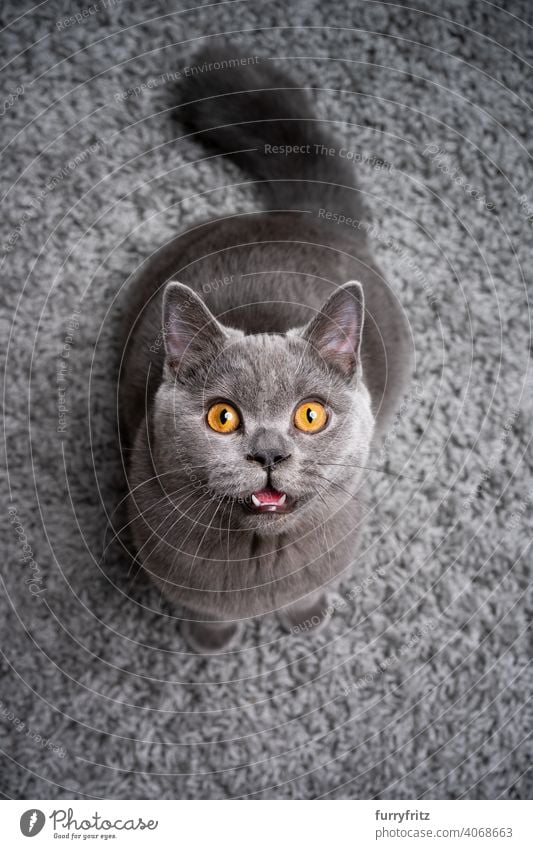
[245,487,294,514]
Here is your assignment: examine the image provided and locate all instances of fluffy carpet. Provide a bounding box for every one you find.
[1,0,531,799]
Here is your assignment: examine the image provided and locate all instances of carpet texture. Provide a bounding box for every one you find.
[1,0,532,799]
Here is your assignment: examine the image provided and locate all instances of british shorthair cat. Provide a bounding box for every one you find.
[118,45,413,652]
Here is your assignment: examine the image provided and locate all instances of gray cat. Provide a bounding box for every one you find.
[118,45,413,652]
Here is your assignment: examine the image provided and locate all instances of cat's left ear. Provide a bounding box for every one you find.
[162,282,227,375]
[301,282,364,379]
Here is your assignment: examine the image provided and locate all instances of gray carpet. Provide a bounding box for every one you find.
[1,0,532,800]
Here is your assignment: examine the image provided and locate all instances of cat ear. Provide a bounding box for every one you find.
[163,282,227,373]
[301,282,364,378]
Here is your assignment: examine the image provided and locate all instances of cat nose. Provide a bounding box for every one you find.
[247,449,291,469]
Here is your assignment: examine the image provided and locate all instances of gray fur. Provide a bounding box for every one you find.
[3,0,530,800]
[119,46,413,636]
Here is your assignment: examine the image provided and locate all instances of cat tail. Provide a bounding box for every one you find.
[176,43,366,219]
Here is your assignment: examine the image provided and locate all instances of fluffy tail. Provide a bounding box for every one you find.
[176,44,365,219]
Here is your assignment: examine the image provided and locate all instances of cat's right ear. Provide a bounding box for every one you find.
[162,282,227,374]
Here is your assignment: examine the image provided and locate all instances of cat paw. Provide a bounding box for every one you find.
[181,619,242,654]
[278,592,332,635]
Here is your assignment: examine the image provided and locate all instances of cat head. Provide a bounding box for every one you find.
[152,281,375,535]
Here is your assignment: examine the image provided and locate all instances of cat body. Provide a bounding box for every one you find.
[119,47,413,648]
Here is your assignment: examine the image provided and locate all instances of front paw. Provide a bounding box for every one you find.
[278,592,332,634]
[181,619,242,654]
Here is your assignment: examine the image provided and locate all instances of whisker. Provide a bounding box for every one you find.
[126,487,213,584]
[315,491,334,580]
[103,464,207,545]
[226,499,235,566]
[157,494,221,608]
[126,485,215,587]
[313,471,359,501]
[186,496,226,585]
[104,479,210,562]
[315,461,424,484]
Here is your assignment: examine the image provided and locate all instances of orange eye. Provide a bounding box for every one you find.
[206,402,241,434]
[293,400,328,433]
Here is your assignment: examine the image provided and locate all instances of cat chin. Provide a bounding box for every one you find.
[237,511,302,535]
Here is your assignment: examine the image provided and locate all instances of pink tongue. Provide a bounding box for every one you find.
[252,488,284,505]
